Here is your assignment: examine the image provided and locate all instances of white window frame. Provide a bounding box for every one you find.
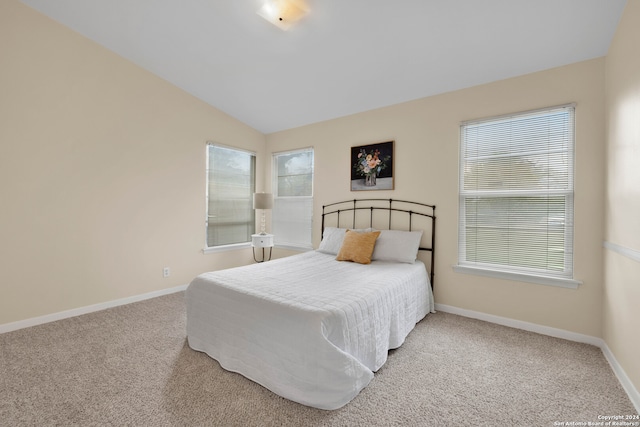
[203,143,256,253]
[454,104,582,289]
[271,148,314,251]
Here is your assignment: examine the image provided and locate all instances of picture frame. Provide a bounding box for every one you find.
[350,141,394,191]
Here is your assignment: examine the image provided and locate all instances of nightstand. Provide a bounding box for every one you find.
[251,234,274,262]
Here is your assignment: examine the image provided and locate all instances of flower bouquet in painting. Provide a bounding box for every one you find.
[354,147,391,187]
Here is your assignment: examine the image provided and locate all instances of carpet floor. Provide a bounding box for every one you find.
[0,292,636,426]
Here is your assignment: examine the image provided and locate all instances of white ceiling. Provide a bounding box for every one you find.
[21,0,626,134]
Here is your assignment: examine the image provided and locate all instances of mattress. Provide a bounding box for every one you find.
[185,250,434,410]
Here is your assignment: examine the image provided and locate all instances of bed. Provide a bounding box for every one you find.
[186,199,436,410]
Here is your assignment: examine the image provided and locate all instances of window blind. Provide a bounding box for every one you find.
[459,104,575,279]
[272,148,314,249]
[206,144,256,247]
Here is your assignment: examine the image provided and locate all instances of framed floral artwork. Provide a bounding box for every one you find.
[350,141,394,191]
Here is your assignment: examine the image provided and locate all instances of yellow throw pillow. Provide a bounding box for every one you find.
[336,230,381,264]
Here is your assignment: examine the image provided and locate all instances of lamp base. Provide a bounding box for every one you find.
[259,210,267,235]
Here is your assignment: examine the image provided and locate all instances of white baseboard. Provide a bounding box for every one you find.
[434,303,640,414]
[434,303,602,345]
[0,284,188,334]
[600,342,640,414]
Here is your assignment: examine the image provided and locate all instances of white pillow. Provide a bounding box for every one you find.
[371,229,423,263]
[317,227,347,255]
[317,227,368,255]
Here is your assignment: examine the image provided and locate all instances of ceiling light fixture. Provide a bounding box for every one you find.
[257,0,309,30]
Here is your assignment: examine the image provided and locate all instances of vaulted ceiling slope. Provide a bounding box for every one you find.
[21,0,626,134]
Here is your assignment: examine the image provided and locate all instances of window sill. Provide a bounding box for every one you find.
[202,242,251,254]
[452,264,582,289]
[276,244,313,252]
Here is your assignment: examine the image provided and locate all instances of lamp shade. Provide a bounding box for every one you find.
[253,193,273,210]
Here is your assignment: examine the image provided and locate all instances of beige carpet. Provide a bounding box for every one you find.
[0,292,636,426]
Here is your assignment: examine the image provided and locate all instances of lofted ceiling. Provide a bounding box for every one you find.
[20,0,626,134]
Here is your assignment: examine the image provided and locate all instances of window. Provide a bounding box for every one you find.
[272,148,314,249]
[456,104,579,287]
[206,143,256,248]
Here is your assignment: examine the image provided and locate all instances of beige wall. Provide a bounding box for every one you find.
[266,58,606,337]
[604,0,640,396]
[0,1,266,325]
[3,1,636,400]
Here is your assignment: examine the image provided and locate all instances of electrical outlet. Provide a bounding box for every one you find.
[163,267,170,278]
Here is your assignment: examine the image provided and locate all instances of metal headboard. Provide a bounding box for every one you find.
[321,199,436,287]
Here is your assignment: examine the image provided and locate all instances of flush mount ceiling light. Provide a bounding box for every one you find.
[257,0,309,30]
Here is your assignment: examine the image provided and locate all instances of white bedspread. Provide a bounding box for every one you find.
[185,251,434,410]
